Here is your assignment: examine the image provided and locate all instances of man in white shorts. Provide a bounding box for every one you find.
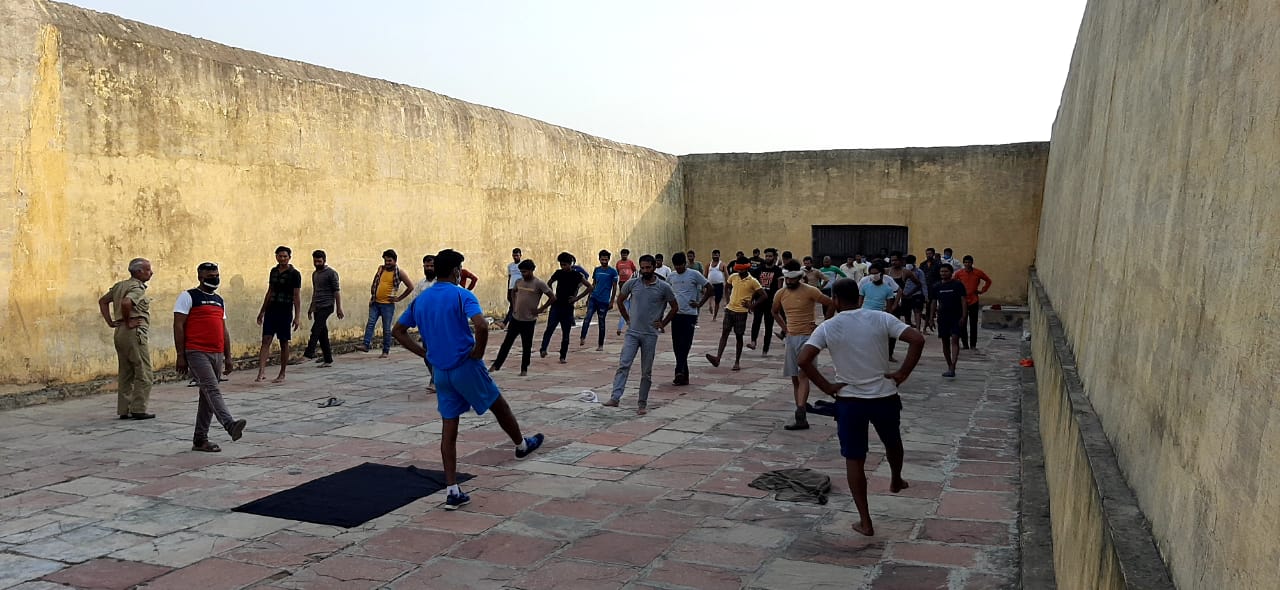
[772,260,833,430]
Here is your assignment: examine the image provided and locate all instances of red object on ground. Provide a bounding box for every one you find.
[1019,358,1034,367]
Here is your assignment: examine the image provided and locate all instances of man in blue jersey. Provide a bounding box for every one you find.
[580,250,619,351]
[392,249,544,510]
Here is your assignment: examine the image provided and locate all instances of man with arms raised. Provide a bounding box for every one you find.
[393,249,544,510]
[798,278,925,536]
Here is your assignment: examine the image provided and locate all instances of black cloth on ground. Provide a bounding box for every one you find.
[233,463,473,528]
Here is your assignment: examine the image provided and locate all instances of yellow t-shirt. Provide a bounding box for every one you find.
[374,268,397,303]
[725,274,762,313]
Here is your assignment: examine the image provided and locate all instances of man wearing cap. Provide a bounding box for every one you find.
[706,257,765,371]
[773,260,834,430]
[175,263,246,452]
[98,258,155,420]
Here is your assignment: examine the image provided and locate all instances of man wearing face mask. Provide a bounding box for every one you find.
[175,263,246,452]
[773,260,834,430]
[304,250,343,368]
[603,255,678,415]
[858,263,900,313]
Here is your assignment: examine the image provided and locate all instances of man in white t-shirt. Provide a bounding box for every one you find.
[500,248,523,330]
[798,278,925,537]
[840,254,869,283]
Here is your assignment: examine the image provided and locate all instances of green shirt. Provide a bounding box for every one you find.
[107,278,151,330]
[819,266,847,285]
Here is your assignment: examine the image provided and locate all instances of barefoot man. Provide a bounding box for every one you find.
[706,257,764,371]
[255,246,302,383]
[797,278,925,536]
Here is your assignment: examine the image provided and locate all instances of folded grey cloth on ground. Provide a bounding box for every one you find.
[748,468,831,505]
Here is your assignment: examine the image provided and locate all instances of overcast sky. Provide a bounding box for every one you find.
[66,0,1087,155]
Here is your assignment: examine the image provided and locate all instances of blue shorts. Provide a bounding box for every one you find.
[835,395,903,460]
[435,358,501,420]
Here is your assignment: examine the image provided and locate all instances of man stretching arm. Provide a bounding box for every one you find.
[392,249,544,510]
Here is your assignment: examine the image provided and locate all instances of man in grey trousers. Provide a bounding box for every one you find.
[603,255,677,415]
[174,263,246,452]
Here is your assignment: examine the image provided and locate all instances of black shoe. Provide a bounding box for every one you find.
[672,374,689,386]
[119,414,130,420]
[784,409,809,431]
[227,419,247,441]
[129,413,156,420]
[302,352,317,360]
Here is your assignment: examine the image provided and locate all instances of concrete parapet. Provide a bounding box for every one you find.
[1028,271,1172,590]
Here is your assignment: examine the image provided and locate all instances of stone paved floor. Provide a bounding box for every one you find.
[0,314,1023,590]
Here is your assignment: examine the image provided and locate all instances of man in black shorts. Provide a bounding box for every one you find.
[798,279,925,536]
[255,246,301,383]
[930,264,967,378]
[706,257,764,371]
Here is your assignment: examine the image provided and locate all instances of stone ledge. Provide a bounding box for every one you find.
[1018,340,1056,589]
[1029,270,1173,589]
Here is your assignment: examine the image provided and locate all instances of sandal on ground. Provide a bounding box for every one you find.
[192,441,221,452]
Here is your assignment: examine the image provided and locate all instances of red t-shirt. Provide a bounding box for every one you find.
[616,259,637,283]
[174,289,226,353]
[953,268,992,306]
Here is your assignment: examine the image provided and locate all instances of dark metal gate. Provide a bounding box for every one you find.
[811,225,909,261]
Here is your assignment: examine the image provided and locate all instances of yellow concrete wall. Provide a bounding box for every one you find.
[1029,285,1128,590]
[680,144,1047,305]
[0,0,682,386]
[1037,1,1280,588]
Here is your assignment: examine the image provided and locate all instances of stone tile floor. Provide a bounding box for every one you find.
[0,316,1023,589]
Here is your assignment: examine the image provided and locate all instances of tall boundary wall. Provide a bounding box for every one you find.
[0,0,683,387]
[1035,1,1280,588]
[681,144,1047,306]
[1,0,1053,396]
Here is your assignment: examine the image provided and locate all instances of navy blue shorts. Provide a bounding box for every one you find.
[835,395,903,460]
[937,314,963,340]
[712,283,724,302]
[262,308,292,342]
[435,358,502,420]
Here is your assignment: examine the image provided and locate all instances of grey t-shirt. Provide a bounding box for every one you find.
[312,267,340,308]
[667,269,709,315]
[620,276,676,336]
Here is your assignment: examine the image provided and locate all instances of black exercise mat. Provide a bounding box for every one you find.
[233,463,473,528]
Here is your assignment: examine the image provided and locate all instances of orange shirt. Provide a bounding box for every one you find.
[953,268,991,306]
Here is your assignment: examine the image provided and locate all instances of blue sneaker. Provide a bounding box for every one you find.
[515,433,544,459]
[444,489,470,510]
